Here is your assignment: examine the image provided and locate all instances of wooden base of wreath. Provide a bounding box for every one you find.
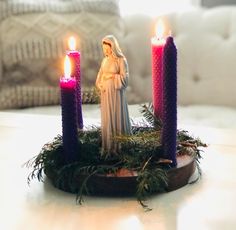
[46,155,195,196]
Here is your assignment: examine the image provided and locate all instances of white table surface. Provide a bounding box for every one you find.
[0,111,236,230]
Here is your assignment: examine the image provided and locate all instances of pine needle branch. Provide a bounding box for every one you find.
[139,103,162,130]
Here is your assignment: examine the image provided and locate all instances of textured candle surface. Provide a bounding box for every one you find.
[151,39,164,121]
[67,50,83,129]
[60,77,78,163]
[162,36,177,167]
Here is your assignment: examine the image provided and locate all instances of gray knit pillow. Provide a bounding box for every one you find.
[0,0,120,19]
[0,0,122,109]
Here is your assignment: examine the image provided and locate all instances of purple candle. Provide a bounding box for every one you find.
[162,36,177,167]
[60,56,78,163]
[67,36,83,129]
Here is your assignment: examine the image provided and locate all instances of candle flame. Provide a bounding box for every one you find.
[64,55,71,79]
[68,36,76,50]
[155,19,165,39]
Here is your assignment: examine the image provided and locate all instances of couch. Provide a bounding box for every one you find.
[1,1,236,130]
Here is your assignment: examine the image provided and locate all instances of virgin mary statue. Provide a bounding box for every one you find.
[96,35,131,155]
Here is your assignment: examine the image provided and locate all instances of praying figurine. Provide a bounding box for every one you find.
[96,35,132,155]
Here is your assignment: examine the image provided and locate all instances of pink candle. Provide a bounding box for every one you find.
[67,36,83,129]
[151,20,166,121]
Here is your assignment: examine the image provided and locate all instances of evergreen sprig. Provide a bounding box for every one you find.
[137,167,168,211]
[139,103,162,130]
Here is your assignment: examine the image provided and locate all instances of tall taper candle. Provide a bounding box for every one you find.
[151,20,165,121]
[162,36,177,167]
[60,56,78,163]
[67,36,83,129]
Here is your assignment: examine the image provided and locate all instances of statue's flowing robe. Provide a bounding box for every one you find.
[96,56,131,154]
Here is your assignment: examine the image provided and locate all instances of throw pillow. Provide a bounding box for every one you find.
[0,0,123,109]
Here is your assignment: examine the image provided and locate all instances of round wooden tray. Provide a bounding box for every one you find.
[46,155,195,196]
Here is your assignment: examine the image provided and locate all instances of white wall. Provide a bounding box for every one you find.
[119,0,201,16]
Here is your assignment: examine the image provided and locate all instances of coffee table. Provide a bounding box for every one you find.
[0,111,236,230]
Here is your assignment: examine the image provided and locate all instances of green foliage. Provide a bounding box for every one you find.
[77,127,102,164]
[137,167,168,211]
[25,104,207,209]
[139,103,162,130]
[177,129,207,161]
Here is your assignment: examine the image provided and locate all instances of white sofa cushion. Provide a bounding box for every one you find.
[122,6,236,107]
[171,7,236,107]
